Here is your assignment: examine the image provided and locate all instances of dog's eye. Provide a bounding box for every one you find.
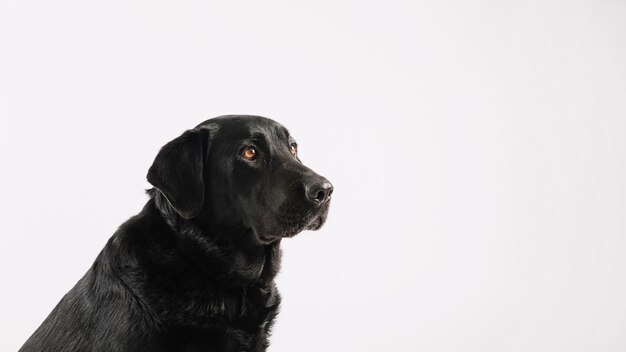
[242,146,257,160]
[290,144,297,157]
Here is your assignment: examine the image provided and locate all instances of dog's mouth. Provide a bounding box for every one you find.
[260,205,328,241]
[258,235,280,244]
[304,215,324,231]
[255,202,329,243]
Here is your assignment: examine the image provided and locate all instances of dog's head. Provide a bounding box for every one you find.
[147,115,332,243]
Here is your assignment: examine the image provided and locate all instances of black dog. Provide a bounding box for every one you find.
[20,115,333,352]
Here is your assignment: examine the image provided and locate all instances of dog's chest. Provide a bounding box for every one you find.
[159,284,281,351]
[237,284,280,328]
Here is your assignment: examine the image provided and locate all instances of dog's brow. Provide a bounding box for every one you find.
[249,132,267,141]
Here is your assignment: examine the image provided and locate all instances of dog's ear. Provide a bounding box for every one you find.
[147,128,209,219]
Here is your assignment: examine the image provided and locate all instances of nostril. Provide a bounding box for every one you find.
[305,181,333,205]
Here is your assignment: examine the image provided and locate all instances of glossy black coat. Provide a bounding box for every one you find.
[20,115,332,351]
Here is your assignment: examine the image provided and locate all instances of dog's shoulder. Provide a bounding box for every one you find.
[18,204,167,352]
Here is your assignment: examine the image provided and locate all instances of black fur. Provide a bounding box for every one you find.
[20,115,333,352]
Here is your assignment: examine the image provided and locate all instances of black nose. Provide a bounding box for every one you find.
[305,180,334,205]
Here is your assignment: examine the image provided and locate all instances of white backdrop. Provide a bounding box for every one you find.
[1,1,625,351]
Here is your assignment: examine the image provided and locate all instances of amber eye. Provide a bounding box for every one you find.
[242,146,257,160]
[290,144,297,157]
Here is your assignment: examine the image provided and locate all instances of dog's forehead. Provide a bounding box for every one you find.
[246,121,288,140]
[199,115,290,142]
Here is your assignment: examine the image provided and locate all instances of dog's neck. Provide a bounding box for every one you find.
[148,189,281,286]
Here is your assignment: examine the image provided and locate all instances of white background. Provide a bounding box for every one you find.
[1,0,625,351]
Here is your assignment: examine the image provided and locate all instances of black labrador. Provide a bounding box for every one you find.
[20,115,333,352]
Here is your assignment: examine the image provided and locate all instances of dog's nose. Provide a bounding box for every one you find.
[305,180,334,205]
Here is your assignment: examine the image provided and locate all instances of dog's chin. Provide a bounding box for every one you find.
[257,235,281,244]
[253,225,297,244]
[256,225,305,243]
[254,204,329,244]
[304,215,326,231]
[254,218,319,244]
